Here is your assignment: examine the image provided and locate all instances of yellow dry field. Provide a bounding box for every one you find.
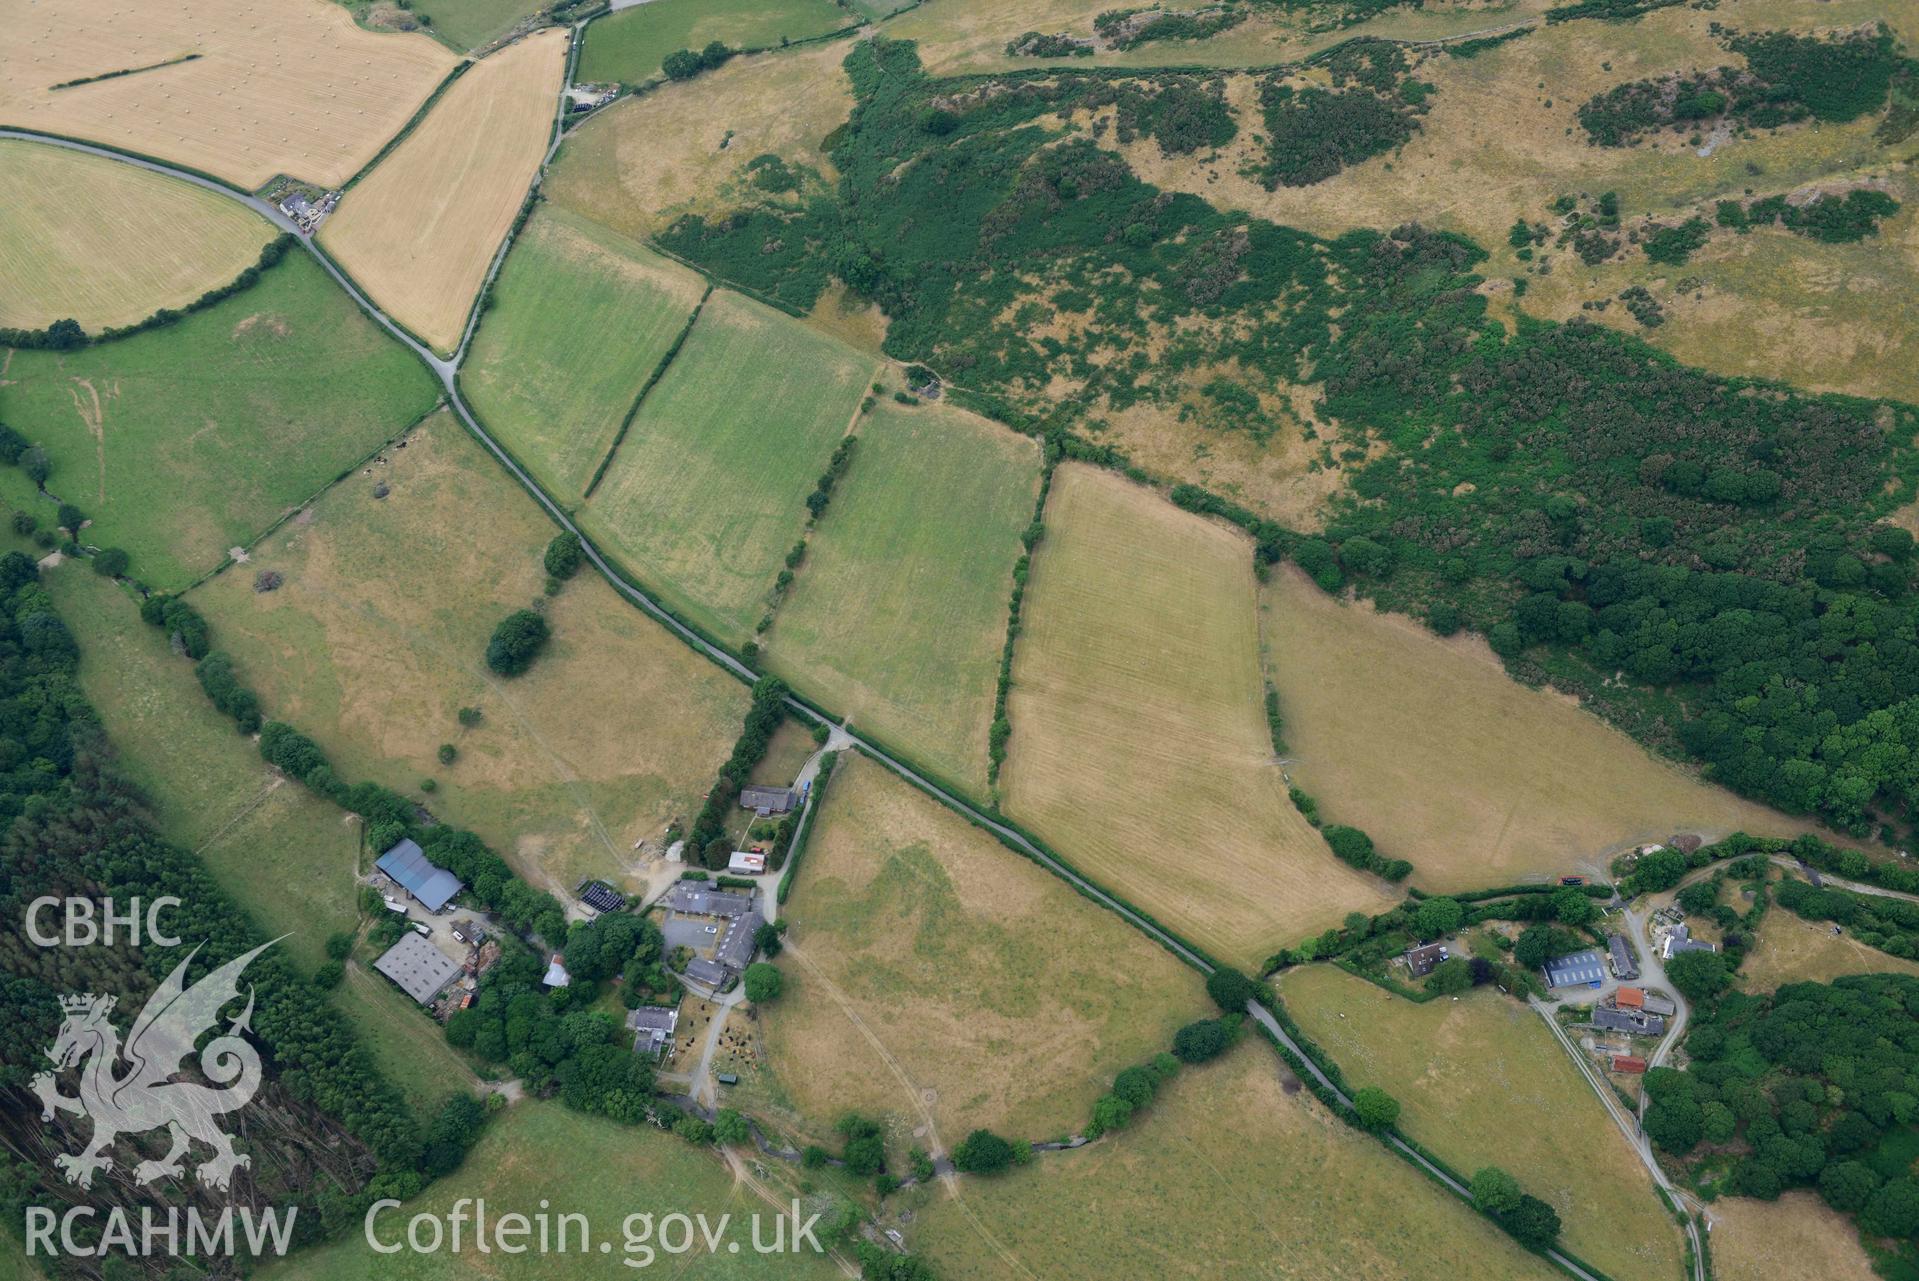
[188,411,748,901]
[547,41,853,239]
[1003,465,1395,968]
[1740,909,1919,992]
[0,140,273,330]
[1121,0,1898,248]
[0,0,456,189]
[1109,0,1910,400]
[888,0,1555,77]
[1519,179,1919,407]
[1277,965,1682,1281]
[906,1041,1560,1281]
[762,754,1205,1146]
[1262,565,1822,890]
[1710,1192,1875,1281]
[321,28,565,353]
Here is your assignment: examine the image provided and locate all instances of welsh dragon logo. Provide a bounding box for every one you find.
[31,941,274,1192]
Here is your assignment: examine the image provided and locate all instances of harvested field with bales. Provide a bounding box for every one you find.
[0,140,272,330]
[905,1042,1560,1281]
[0,251,439,589]
[321,26,566,353]
[187,411,747,899]
[548,41,854,238]
[261,1102,845,1281]
[764,399,1038,796]
[762,755,1204,1144]
[1709,1191,1874,1281]
[1002,465,1395,968]
[1277,965,1682,1281]
[580,288,875,645]
[1261,566,1818,891]
[0,0,457,188]
[577,0,851,85]
[462,205,708,498]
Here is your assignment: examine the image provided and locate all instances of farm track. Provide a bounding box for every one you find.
[6,127,1617,1281]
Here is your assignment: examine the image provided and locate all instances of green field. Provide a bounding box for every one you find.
[576,0,852,84]
[262,1102,849,1281]
[764,399,1037,796]
[413,0,545,49]
[1,251,439,589]
[580,288,875,644]
[906,1042,1558,1281]
[189,411,747,899]
[1277,966,1683,1281]
[42,563,478,1113]
[45,565,357,972]
[463,207,708,499]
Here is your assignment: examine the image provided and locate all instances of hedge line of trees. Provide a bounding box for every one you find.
[0,233,296,352]
[141,593,572,947]
[0,555,499,1239]
[988,447,1058,786]
[686,675,789,869]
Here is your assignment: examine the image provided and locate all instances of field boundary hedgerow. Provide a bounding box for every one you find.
[341,60,475,192]
[48,53,203,92]
[1,130,1642,1281]
[582,284,713,498]
[173,402,446,595]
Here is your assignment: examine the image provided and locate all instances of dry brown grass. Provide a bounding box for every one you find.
[760,754,1205,1147]
[1097,372,1346,530]
[1709,1191,1874,1281]
[546,40,853,239]
[1003,464,1396,968]
[320,28,565,352]
[890,0,1556,77]
[905,1041,1560,1281]
[1278,965,1683,1281]
[189,411,747,900]
[1261,565,1823,891]
[1740,909,1919,992]
[0,139,273,329]
[0,0,457,189]
[1120,1,1897,248]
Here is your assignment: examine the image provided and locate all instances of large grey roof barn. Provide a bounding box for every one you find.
[372,933,461,1005]
[1542,950,1606,988]
[664,883,754,919]
[716,911,764,971]
[376,838,463,913]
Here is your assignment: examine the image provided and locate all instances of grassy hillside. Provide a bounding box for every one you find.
[189,411,746,900]
[761,754,1205,1144]
[1277,965,1684,1281]
[1003,464,1395,967]
[906,1041,1559,1280]
[261,1102,848,1281]
[0,140,273,331]
[1261,565,1820,890]
[764,398,1037,795]
[577,0,851,84]
[462,206,708,498]
[1,250,438,590]
[580,288,875,645]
